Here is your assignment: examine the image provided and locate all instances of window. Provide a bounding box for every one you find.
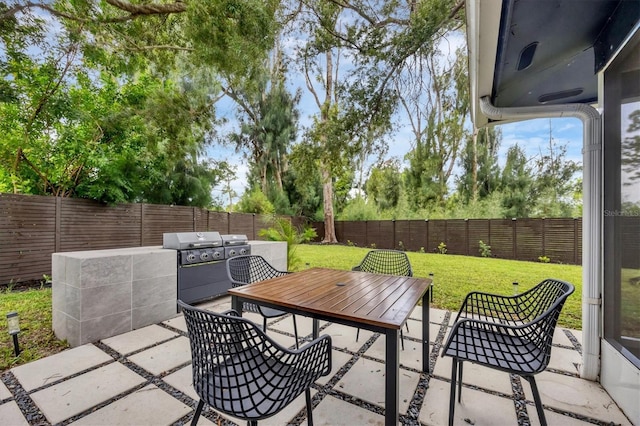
[603,30,640,366]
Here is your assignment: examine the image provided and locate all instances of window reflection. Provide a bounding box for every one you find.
[619,101,640,356]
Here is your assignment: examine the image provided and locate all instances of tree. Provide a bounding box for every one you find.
[285,0,464,241]
[457,126,501,203]
[226,61,299,209]
[0,0,279,205]
[366,159,403,210]
[531,121,582,217]
[501,144,534,218]
[622,108,640,184]
[402,44,470,209]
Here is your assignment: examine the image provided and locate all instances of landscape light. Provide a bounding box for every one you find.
[6,311,20,356]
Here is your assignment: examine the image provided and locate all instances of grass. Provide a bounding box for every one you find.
[297,244,583,329]
[0,287,68,373]
[0,244,583,373]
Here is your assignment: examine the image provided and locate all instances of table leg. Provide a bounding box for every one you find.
[422,290,430,373]
[385,328,399,426]
[312,319,319,339]
[231,295,242,315]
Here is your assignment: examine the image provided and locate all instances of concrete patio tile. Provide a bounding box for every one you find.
[522,371,633,425]
[268,313,304,336]
[30,362,146,424]
[412,307,453,325]
[196,296,231,312]
[0,380,12,400]
[216,390,315,426]
[336,357,419,414]
[404,322,443,342]
[303,395,384,426]
[128,336,191,376]
[548,346,582,374]
[163,314,187,332]
[71,384,191,425]
[527,405,612,426]
[365,333,434,371]
[315,350,353,386]
[102,324,179,355]
[272,314,331,339]
[420,378,518,426]
[0,401,29,425]
[163,365,199,401]
[553,328,575,346]
[432,356,513,395]
[12,344,113,391]
[321,323,374,351]
[266,330,298,349]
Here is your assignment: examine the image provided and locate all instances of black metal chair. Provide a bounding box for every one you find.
[226,255,300,348]
[178,300,332,426]
[352,249,413,348]
[441,278,575,426]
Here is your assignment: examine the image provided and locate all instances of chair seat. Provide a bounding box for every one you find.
[259,306,289,319]
[199,348,321,420]
[443,325,544,374]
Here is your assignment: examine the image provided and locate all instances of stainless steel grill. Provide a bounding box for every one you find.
[163,232,251,304]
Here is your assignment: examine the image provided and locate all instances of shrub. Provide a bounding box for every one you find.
[538,255,551,263]
[479,240,492,258]
[437,242,447,254]
[258,216,317,270]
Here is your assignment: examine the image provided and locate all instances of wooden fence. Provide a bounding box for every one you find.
[0,194,304,285]
[312,218,584,265]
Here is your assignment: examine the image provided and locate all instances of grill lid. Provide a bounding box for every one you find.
[163,232,222,250]
[221,234,249,246]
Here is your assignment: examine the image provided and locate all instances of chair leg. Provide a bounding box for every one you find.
[526,376,547,426]
[457,361,464,402]
[400,329,405,351]
[305,388,313,426]
[449,358,458,426]
[191,400,204,426]
[356,328,360,342]
[248,421,257,426]
[292,314,299,349]
[263,317,268,333]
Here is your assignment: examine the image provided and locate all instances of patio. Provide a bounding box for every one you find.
[0,296,632,425]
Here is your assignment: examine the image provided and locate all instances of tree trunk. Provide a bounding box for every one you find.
[321,165,337,243]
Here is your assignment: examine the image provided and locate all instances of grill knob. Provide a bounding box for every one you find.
[200,252,210,261]
[212,251,221,259]
[239,248,247,255]
[187,253,196,262]
[229,249,237,256]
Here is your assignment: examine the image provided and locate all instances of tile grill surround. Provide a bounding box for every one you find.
[51,242,288,347]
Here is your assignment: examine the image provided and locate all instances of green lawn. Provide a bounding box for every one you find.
[296,244,583,329]
[1,244,583,372]
[0,288,68,372]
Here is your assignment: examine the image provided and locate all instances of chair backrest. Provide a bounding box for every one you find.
[226,255,288,285]
[178,300,315,420]
[516,278,575,323]
[353,249,413,276]
[226,255,289,315]
[515,279,575,373]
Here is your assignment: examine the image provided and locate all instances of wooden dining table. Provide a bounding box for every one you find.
[228,267,432,425]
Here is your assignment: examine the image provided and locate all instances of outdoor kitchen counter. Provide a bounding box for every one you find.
[52,246,178,347]
[51,241,287,347]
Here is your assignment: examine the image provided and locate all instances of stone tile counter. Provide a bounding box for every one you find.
[52,247,178,347]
